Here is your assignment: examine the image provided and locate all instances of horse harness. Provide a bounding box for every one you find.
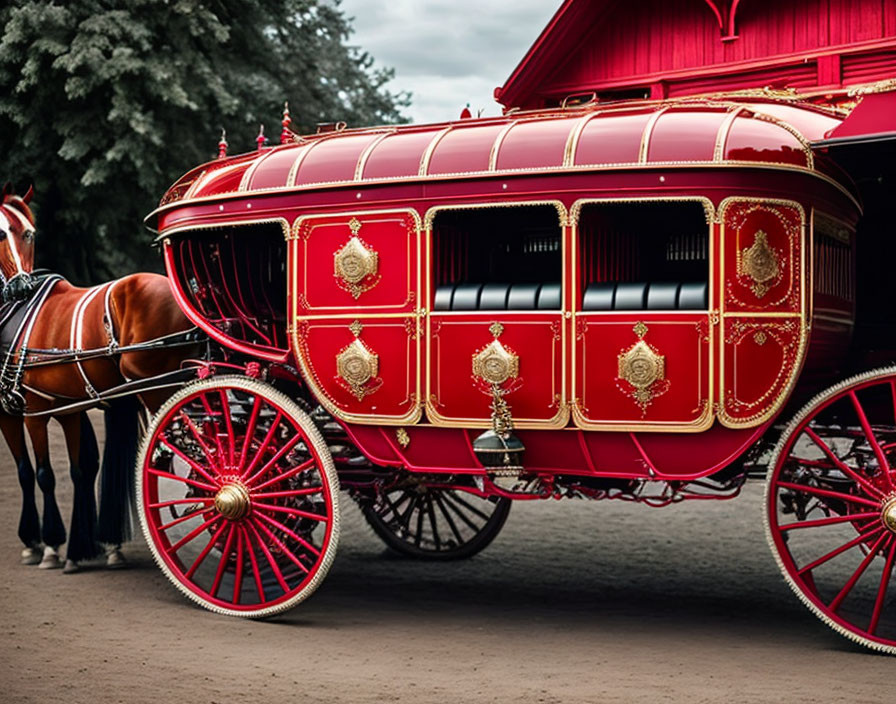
[0,274,200,415]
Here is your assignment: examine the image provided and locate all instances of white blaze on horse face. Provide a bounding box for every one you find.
[1,205,36,274]
[0,207,29,277]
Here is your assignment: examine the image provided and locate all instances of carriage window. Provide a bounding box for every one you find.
[431,205,562,311]
[169,222,288,351]
[578,201,709,311]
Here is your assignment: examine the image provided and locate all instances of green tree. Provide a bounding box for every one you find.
[0,0,410,283]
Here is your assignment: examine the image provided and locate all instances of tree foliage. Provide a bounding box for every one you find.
[0,0,410,283]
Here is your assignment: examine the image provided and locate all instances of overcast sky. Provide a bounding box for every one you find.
[339,0,560,125]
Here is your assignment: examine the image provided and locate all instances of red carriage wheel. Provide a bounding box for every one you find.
[361,481,511,560]
[136,376,339,617]
[766,367,896,653]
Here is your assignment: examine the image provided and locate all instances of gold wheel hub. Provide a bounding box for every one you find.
[214,482,251,521]
[882,496,896,534]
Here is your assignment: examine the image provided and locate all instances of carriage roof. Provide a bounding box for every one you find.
[152,96,852,220]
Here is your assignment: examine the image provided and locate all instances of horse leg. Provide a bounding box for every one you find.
[97,398,140,569]
[0,414,42,563]
[25,417,65,569]
[58,412,101,573]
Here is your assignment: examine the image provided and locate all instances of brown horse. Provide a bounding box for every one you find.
[0,184,197,571]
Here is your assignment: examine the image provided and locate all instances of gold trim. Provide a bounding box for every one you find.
[238,147,279,192]
[713,107,745,162]
[149,159,862,230]
[472,339,520,386]
[749,110,815,170]
[423,199,569,231]
[395,427,410,449]
[285,142,316,187]
[290,208,421,312]
[336,338,379,401]
[333,229,379,299]
[287,207,423,426]
[569,195,716,433]
[717,196,808,429]
[618,339,666,412]
[424,199,569,430]
[638,107,668,164]
[489,121,518,172]
[563,112,602,167]
[418,126,453,177]
[354,130,396,181]
[738,230,780,298]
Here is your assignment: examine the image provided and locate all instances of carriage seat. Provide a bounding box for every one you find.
[581,281,708,311]
[433,282,561,311]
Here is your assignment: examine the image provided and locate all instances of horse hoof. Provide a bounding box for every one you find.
[38,547,62,570]
[62,559,81,574]
[105,548,127,570]
[20,546,42,565]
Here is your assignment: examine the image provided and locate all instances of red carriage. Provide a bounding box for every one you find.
[137,91,896,652]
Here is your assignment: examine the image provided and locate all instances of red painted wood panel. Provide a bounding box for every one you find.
[532,0,895,106]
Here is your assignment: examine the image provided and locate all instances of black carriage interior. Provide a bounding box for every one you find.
[432,204,562,311]
[578,201,709,311]
[168,222,288,351]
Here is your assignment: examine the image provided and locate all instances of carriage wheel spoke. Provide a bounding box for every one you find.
[210,524,238,597]
[243,433,302,487]
[199,394,227,462]
[869,540,896,635]
[425,496,441,550]
[797,524,886,576]
[444,492,491,522]
[237,396,263,472]
[178,411,221,472]
[433,492,464,544]
[251,517,311,573]
[183,520,228,579]
[242,525,267,603]
[233,524,246,606]
[441,493,484,530]
[251,458,316,492]
[157,438,220,487]
[803,427,884,499]
[849,390,895,492]
[149,497,215,509]
[254,510,321,558]
[168,514,222,556]
[219,390,236,468]
[399,494,419,531]
[776,481,881,509]
[252,501,328,523]
[147,467,217,494]
[828,532,890,613]
[240,411,282,480]
[245,520,290,593]
[779,511,880,532]
[250,486,323,501]
[414,499,426,547]
[158,506,216,532]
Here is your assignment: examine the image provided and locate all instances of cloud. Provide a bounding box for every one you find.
[339,0,559,124]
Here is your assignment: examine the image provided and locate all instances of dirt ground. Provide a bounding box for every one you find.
[0,413,891,704]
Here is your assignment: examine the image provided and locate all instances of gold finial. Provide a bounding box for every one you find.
[489,322,504,338]
[349,320,363,337]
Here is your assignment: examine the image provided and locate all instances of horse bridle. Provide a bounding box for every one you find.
[0,206,36,303]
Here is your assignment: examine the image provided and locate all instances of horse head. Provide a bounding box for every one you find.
[0,182,37,302]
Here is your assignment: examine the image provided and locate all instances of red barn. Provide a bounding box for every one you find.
[496,0,896,108]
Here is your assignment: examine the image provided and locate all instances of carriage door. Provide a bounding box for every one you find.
[572,199,714,431]
[426,203,568,429]
[718,198,806,427]
[288,209,421,425]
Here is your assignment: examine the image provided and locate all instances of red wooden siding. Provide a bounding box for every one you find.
[499,0,896,110]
